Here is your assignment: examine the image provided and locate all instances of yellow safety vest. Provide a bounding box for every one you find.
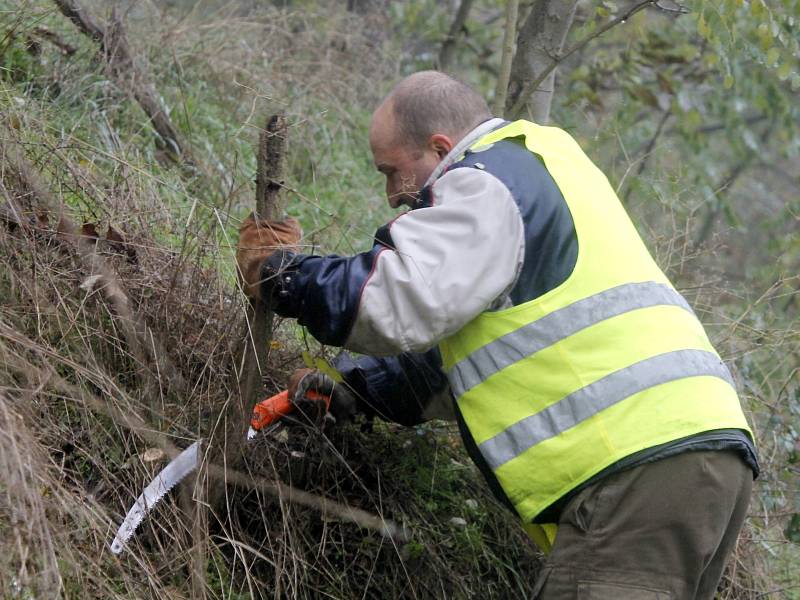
[438,121,753,549]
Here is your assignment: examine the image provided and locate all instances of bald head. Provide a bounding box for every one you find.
[377,71,491,150]
[369,72,492,208]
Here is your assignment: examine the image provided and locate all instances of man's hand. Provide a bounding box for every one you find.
[288,368,357,426]
[236,215,302,299]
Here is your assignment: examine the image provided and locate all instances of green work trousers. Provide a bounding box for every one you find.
[533,450,752,599]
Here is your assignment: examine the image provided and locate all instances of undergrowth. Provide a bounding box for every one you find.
[0,1,797,599]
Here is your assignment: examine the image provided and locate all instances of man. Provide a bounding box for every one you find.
[236,71,758,599]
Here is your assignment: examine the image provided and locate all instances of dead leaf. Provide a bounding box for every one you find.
[81,223,99,241]
[79,274,103,292]
[106,224,138,263]
[106,225,125,244]
[141,448,165,463]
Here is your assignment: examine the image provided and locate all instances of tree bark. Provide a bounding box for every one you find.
[505,0,578,124]
[492,0,519,116]
[437,0,474,71]
[239,115,288,420]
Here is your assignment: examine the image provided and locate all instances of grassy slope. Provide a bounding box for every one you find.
[0,1,797,598]
[1,2,542,598]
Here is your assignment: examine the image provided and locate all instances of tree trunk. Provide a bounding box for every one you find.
[492,0,519,116]
[437,0,474,71]
[238,115,287,419]
[505,0,578,124]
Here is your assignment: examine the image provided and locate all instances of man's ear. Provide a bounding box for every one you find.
[428,134,454,159]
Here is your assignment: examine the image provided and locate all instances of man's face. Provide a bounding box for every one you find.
[369,104,446,209]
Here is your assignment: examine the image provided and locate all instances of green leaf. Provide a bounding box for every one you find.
[785,513,800,544]
[777,62,792,80]
[697,14,709,37]
[723,74,735,89]
[314,357,344,383]
[301,350,314,369]
[766,47,780,66]
[705,53,720,68]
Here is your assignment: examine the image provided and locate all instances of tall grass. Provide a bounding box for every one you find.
[1,1,797,598]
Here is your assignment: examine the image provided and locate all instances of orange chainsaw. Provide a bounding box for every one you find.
[110,388,330,554]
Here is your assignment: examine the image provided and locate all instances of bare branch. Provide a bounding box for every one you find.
[621,109,672,203]
[693,121,774,248]
[215,115,288,506]
[52,0,190,164]
[30,26,77,55]
[492,0,519,116]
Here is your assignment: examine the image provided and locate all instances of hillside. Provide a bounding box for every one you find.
[1,1,798,598]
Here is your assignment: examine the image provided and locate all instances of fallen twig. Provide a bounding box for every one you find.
[31,25,77,55]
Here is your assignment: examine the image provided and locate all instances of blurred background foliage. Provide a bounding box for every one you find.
[1,0,798,597]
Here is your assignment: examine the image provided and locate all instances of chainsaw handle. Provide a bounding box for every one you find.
[250,389,332,432]
[250,390,292,431]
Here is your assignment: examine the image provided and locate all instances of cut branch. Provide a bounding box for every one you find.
[211,115,288,503]
[52,0,190,164]
[256,115,288,216]
[240,115,288,422]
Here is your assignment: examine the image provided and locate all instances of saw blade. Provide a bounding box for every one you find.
[110,440,201,555]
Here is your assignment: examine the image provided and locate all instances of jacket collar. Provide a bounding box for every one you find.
[422,117,507,189]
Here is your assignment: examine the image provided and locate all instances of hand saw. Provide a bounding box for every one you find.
[110,388,329,555]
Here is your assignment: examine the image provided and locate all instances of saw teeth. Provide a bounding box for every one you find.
[110,440,202,554]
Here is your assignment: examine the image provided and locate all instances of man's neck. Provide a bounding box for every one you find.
[422,117,507,188]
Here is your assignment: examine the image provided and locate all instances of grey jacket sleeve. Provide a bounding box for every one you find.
[344,167,525,355]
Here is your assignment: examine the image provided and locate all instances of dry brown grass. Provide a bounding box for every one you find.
[0,5,543,597]
[1,0,797,598]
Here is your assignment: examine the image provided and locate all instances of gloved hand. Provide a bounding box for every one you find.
[287,368,358,426]
[236,215,302,299]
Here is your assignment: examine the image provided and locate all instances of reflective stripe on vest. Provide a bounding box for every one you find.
[478,348,733,470]
[448,281,694,398]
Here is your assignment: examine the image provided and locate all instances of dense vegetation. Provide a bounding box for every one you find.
[1,0,797,598]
